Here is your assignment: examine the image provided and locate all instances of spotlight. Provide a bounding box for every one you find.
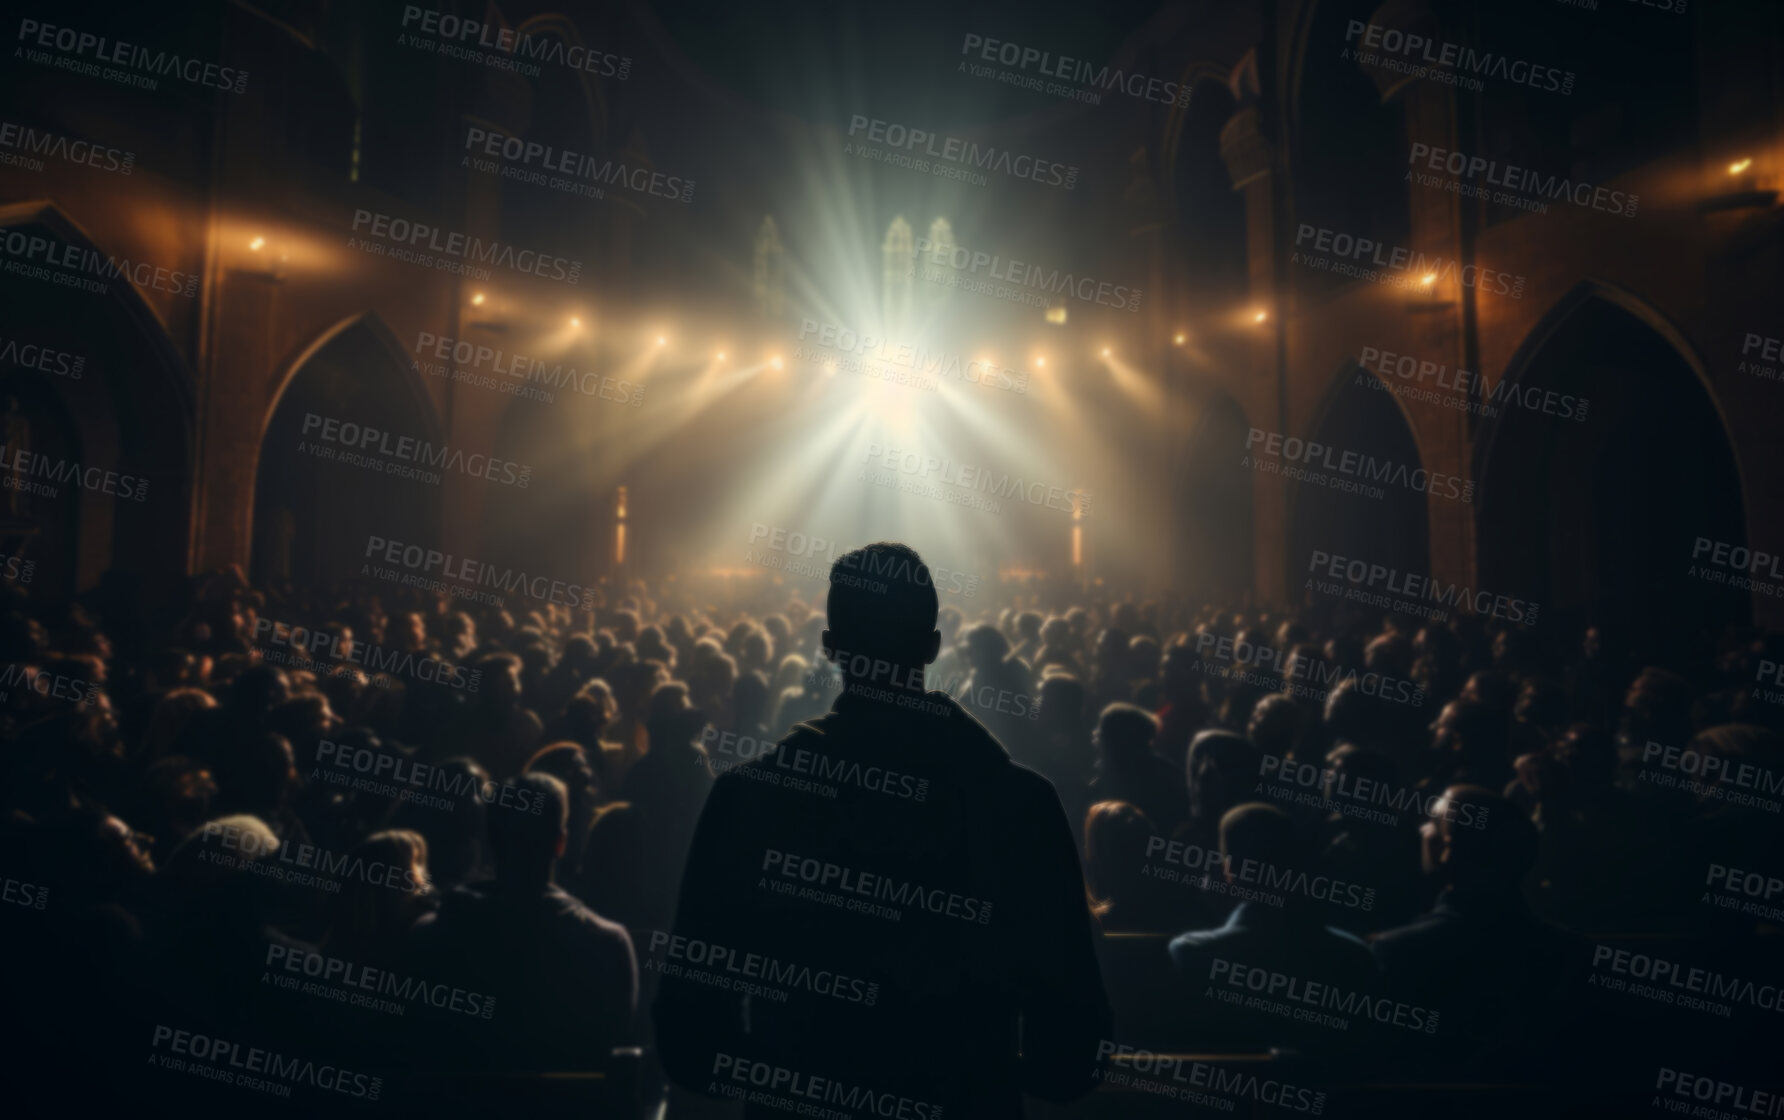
[1045,306,1068,325]
[1420,272,1438,286]
[1100,347,1111,357]
[1035,357,1047,368]
[1730,158,1753,175]
[569,316,581,328]
[1173,333,1186,346]
[716,351,726,361]
[770,356,783,370]
[248,236,265,251]
[1254,310,1268,324]
[656,336,667,346]
[470,292,485,306]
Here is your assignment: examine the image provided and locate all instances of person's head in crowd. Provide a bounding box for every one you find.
[1323,678,1379,750]
[1431,700,1511,786]
[444,611,477,658]
[1248,693,1305,759]
[140,758,218,859]
[1127,634,1161,682]
[1322,744,1398,818]
[526,742,596,873]
[43,809,156,908]
[322,829,433,960]
[216,732,298,824]
[1515,678,1568,733]
[487,772,569,890]
[1365,632,1414,681]
[732,671,771,739]
[268,693,338,759]
[1186,730,1262,832]
[646,682,711,754]
[637,625,675,671]
[227,663,290,722]
[143,687,218,762]
[1622,666,1694,750]
[1083,800,1158,926]
[1037,674,1087,735]
[739,628,772,680]
[1094,703,1159,773]
[1420,785,1537,895]
[1217,682,1268,734]
[772,654,809,698]
[1461,671,1515,713]
[1014,611,1043,650]
[825,543,941,681]
[963,623,1009,677]
[395,611,429,653]
[477,652,525,712]
[1219,802,1296,884]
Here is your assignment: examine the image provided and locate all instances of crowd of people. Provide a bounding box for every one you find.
[1,552,1779,1116]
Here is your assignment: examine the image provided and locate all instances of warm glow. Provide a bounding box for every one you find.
[1173,333,1186,345]
[657,336,667,346]
[1100,347,1111,358]
[1254,310,1268,323]
[716,351,726,360]
[248,236,265,251]
[1071,524,1082,567]
[1045,306,1068,325]
[569,316,582,328]
[1420,272,1438,286]
[1035,357,1046,368]
[470,292,485,306]
[770,356,783,370]
[1730,158,1753,175]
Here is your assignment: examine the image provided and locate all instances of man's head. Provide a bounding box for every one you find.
[487,773,568,885]
[1218,802,1295,883]
[823,542,941,675]
[1094,703,1158,765]
[1420,784,1534,888]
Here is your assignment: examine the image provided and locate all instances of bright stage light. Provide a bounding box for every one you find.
[249,236,265,251]
[1100,347,1111,358]
[657,336,667,346]
[569,316,582,328]
[1254,310,1268,324]
[716,351,727,360]
[1173,333,1186,345]
[1730,158,1753,175]
[471,292,485,306]
[1034,357,1046,368]
[770,355,783,370]
[1420,272,1437,286]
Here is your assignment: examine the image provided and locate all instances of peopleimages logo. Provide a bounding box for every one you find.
[399,7,631,80]
[1245,427,1471,504]
[1406,143,1637,218]
[300,412,532,488]
[1293,224,1526,298]
[705,725,931,802]
[349,209,582,285]
[709,1054,940,1118]
[1206,958,1441,1034]
[1591,944,1779,1017]
[957,32,1192,107]
[796,319,1029,395]
[148,1025,380,1100]
[1342,20,1576,95]
[1144,834,1378,912]
[1690,537,1784,598]
[745,522,980,598]
[645,931,881,1007]
[1096,1041,1327,1113]
[0,333,83,379]
[1639,740,1784,812]
[1192,632,1426,709]
[1654,1068,1779,1118]
[16,19,249,93]
[362,534,596,610]
[0,120,133,175]
[1306,550,1539,624]
[313,740,546,815]
[410,331,644,407]
[0,442,150,503]
[847,113,1078,191]
[1358,345,1587,422]
[1741,331,1784,383]
[1258,755,1489,830]
[761,847,993,925]
[908,235,1141,311]
[862,442,1090,519]
[463,125,694,204]
[0,228,198,299]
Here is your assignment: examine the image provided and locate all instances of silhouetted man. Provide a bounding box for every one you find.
[1371,785,1585,1081]
[656,542,1110,1119]
[411,772,636,1073]
[1166,803,1377,1061]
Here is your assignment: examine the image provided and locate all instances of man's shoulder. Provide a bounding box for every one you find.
[546,886,633,947]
